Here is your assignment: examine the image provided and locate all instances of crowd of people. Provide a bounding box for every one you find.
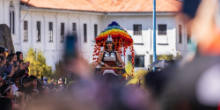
[0,47,67,110]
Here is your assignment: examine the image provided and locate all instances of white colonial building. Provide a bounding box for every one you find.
[0,0,189,69]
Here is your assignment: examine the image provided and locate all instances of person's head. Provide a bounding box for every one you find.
[106,42,113,51]
[0,76,4,87]
[7,53,16,64]
[0,56,6,66]
[22,76,34,94]
[29,75,38,88]
[16,51,23,61]
[0,84,13,98]
[4,48,8,57]
[105,35,114,51]
[58,78,63,85]
[13,53,17,62]
[0,47,4,56]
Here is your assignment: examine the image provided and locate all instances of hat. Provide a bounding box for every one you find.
[106,35,113,43]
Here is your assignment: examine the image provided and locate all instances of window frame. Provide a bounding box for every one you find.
[178,25,182,44]
[60,22,65,43]
[158,24,167,35]
[36,21,41,42]
[49,22,53,42]
[133,24,142,36]
[9,2,15,34]
[94,24,98,39]
[128,55,145,67]
[23,20,28,42]
[72,23,77,36]
[83,23,87,43]
[187,34,191,44]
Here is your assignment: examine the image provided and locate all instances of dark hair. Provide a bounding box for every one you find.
[105,42,115,51]
[0,47,4,54]
[29,75,37,81]
[7,53,15,63]
[0,56,5,63]
[0,84,11,96]
[16,51,23,61]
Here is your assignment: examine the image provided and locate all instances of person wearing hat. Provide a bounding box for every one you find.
[96,35,125,76]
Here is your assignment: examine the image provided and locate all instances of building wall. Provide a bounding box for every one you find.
[19,8,188,69]
[20,9,104,69]
[176,22,188,56]
[104,15,183,68]
[0,1,189,70]
[0,0,4,24]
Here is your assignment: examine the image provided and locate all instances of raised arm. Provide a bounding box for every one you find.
[97,52,104,65]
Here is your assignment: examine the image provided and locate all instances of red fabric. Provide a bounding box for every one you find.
[218,103,220,110]
[200,31,220,55]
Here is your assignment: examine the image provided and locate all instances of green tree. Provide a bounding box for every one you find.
[53,61,65,79]
[25,48,52,77]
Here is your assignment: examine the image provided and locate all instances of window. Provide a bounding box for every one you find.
[178,25,182,44]
[83,24,87,43]
[60,23,65,42]
[133,24,142,35]
[72,23,77,36]
[158,24,167,35]
[23,21,28,42]
[94,24,98,39]
[49,22,53,42]
[187,34,191,43]
[129,55,145,67]
[37,21,41,42]
[9,1,15,34]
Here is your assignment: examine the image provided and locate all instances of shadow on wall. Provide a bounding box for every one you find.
[0,24,15,52]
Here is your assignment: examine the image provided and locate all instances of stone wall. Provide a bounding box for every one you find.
[0,24,14,53]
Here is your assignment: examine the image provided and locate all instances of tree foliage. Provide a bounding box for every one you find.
[25,48,52,77]
[124,61,148,87]
[157,55,173,61]
[53,61,65,79]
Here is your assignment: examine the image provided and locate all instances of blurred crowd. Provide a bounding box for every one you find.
[1,0,220,110]
[0,47,68,110]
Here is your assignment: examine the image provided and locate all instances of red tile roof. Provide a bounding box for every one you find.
[21,0,181,12]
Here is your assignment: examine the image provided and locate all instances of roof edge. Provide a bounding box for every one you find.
[21,5,177,16]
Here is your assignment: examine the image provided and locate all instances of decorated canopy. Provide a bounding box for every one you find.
[93,21,135,67]
[95,21,133,47]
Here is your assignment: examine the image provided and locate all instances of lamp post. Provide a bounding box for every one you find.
[153,0,157,71]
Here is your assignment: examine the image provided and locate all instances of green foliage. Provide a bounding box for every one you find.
[126,69,148,87]
[175,51,183,59]
[157,55,173,61]
[53,61,65,79]
[124,61,148,87]
[25,48,52,78]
